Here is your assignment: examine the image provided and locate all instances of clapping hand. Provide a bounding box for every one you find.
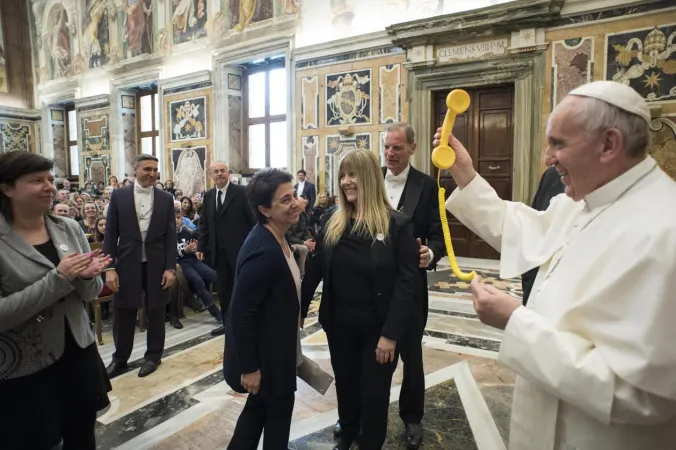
[185,239,198,253]
[79,250,113,279]
[57,252,97,281]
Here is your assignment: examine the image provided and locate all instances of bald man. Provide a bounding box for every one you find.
[197,161,255,336]
[436,81,676,449]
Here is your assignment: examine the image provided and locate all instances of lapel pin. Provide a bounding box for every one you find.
[59,244,69,252]
[376,233,384,242]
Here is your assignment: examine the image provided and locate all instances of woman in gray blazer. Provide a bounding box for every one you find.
[0,152,112,450]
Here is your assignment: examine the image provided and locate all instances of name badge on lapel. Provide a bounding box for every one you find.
[59,244,69,252]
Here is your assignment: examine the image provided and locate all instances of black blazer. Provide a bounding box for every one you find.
[521,166,565,305]
[223,224,300,396]
[301,209,419,342]
[198,184,255,268]
[104,185,176,310]
[384,166,445,322]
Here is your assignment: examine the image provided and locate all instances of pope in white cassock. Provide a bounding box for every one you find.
[435,80,676,450]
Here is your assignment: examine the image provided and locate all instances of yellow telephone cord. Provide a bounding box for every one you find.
[432,90,476,282]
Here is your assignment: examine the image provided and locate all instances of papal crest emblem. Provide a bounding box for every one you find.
[326,70,372,126]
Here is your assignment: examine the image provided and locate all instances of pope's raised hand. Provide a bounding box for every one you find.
[433,128,477,188]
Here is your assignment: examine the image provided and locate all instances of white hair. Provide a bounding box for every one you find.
[572,96,650,158]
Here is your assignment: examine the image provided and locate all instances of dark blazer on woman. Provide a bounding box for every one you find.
[223,224,300,396]
[301,210,419,342]
[104,185,177,310]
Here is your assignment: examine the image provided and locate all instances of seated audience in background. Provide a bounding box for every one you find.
[286,195,315,277]
[165,179,176,195]
[68,200,81,221]
[175,208,221,326]
[181,196,197,222]
[96,181,105,193]
[121,178,132,187]
[56,189,69,203]
[52,202,70,217]
[0,151,112,450]
[73,194,84,209]
[301,149,419,450]
[79,201,99,235]
[174,200,197,231]
[94,217,106,244]
[108,175,119,189]
[224,168,304,449]
[310,192,329,234]
[156,181,165,190]
[174,189,184,199]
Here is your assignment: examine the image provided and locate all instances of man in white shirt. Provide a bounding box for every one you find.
[294,169,316,214]
[437,80,676,449]
[104,154,177,378]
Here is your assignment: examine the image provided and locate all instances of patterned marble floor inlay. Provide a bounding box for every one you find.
[90,258,516,449]
[428,269,523,300]
[290,379,478,450]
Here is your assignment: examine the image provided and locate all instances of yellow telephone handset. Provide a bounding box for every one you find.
[431,90,476,282]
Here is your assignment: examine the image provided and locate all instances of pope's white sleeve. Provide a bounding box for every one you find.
[445,175,560,276]
[500,306,676,426]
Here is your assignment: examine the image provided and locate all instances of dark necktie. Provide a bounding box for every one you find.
[217,189,223,210]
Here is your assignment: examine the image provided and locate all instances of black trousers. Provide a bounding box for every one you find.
[327,323,399,450]
[398,307,427,424]
[112,263,166,364]
[179,258,217,307]
[215,252,235,317]
[227,392,295,450]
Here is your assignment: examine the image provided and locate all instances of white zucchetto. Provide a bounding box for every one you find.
[569,80,651,124]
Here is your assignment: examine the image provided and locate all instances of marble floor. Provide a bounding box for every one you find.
[95,258,516,449]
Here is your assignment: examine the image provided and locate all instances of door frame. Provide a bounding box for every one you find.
[406,52,545,204]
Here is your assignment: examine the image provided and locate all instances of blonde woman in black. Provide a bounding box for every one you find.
[301,150,419,450]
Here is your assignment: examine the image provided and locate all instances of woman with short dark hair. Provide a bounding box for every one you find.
[224,168,304,449]
[0,151,113,450]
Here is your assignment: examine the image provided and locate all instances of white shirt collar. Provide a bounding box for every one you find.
[216,181,229,194]
[134,183,154,194]
[385,164,411,183]
[584,156,656,210]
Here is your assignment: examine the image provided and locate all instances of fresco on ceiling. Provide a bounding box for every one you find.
[230,0,274,32]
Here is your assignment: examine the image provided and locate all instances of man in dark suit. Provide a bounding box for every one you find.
[104,154,177,378]
[197,161,255,336]
[521,166,565,305]
[294,169,316,214]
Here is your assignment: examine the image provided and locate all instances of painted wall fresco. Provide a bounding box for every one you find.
[83,0,110,68]
[230,0,274,32]
[169,96,207,142]
[606,24,676,103]
[551,37,594,109]
[172,146,207,196]
[379,64,401,124]
[81,112,110,153]
[301,135,318,184]
[301,76,319,129]
[122,111,137,176]
[172,0,208,44]
[47,4,72,80]
[123,0,154,58]
[83,154,111,185]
